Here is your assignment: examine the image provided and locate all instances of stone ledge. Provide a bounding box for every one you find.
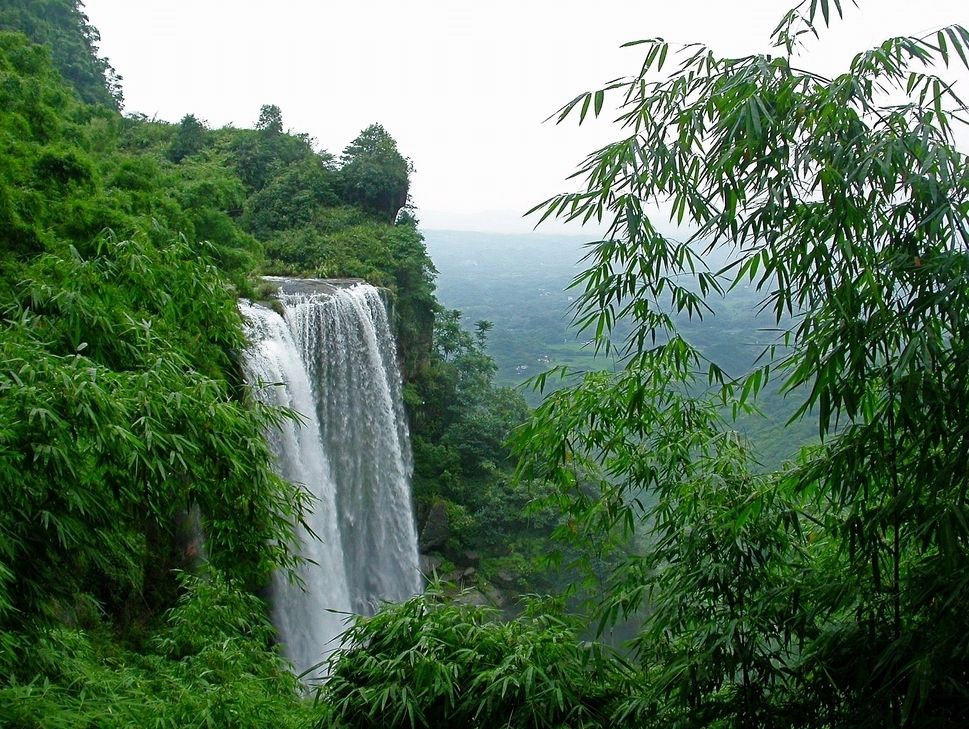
[263,276,366,297]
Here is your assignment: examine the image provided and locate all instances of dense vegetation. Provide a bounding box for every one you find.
[0,24,313,726]
[3,0,968,727]
[0,0,122,108]
[0,2,536,725]
[325,2,969,728]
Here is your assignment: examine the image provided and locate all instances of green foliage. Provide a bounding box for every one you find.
[243,157,340,238]
[0,0,122,108]
[414,309,528,474]
[515,1,969,725]
[0,31,263,293]
[167,113,208,163]
[517,363,816,725]
[319,590,634,729]
[0,22,319,726]
[411,309,532,551]
[405,306,563,608]
[0,9,524,728]
[256,103,284,134]
[0,571,313,729]
[171,154,262,275]
[229,122,320,193]
[338,123,412,222]
[0,234,305,628]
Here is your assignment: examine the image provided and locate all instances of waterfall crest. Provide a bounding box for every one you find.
[240,283,421,678]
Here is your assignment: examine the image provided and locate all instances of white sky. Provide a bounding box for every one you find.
[84,0,968,233]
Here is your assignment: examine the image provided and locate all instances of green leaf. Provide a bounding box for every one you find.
[579,93,592,124]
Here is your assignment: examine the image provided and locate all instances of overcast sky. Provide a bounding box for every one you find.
[84,0,967,233]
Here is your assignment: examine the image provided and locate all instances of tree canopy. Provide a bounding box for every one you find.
[0,0,122,108]
[338,123,413,222]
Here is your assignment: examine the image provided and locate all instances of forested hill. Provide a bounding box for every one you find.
[0,0,437,375]
[0,2,427,723]
[0,0,122,108]
[0,2,540,724]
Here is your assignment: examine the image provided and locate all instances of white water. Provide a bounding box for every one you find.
[240,284,421,678]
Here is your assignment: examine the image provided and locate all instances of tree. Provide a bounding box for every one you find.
[167,113,208,163]
[474,319,494,347]
[255,103,283,134]
[231,105,318,192]
[338,123,412,222]
[516,2,969,726]
[241,156,340,238]
[414,309,528,475]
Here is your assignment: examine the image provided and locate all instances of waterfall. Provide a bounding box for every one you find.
[240,282,422,678]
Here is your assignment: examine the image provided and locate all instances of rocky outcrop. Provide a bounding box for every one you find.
[418,499,449,552]
[264,276,366,297]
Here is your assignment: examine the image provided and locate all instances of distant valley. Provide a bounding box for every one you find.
[423,228,818,467]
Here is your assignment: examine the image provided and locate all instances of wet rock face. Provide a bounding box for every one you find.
[264,276,366,297]
[419,500,450,552]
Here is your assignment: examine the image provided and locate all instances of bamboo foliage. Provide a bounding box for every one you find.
[516,1,969,725]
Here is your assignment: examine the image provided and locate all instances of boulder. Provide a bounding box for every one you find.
[480,582,510,610]
[418,500,449,552]
[455,588,491,608]
[447,548,480,568]
[418,554,443,576]
[495,569,517,587]
[442,566,476,585]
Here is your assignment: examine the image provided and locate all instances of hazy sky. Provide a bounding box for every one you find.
[84,0,967,233]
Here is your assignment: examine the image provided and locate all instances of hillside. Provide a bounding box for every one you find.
[424,228,817,466]
[0,5,534,724]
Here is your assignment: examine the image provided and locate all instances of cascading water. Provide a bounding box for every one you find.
[240,282,422,678]
[239,300,352,677]
[285,285,422,614]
